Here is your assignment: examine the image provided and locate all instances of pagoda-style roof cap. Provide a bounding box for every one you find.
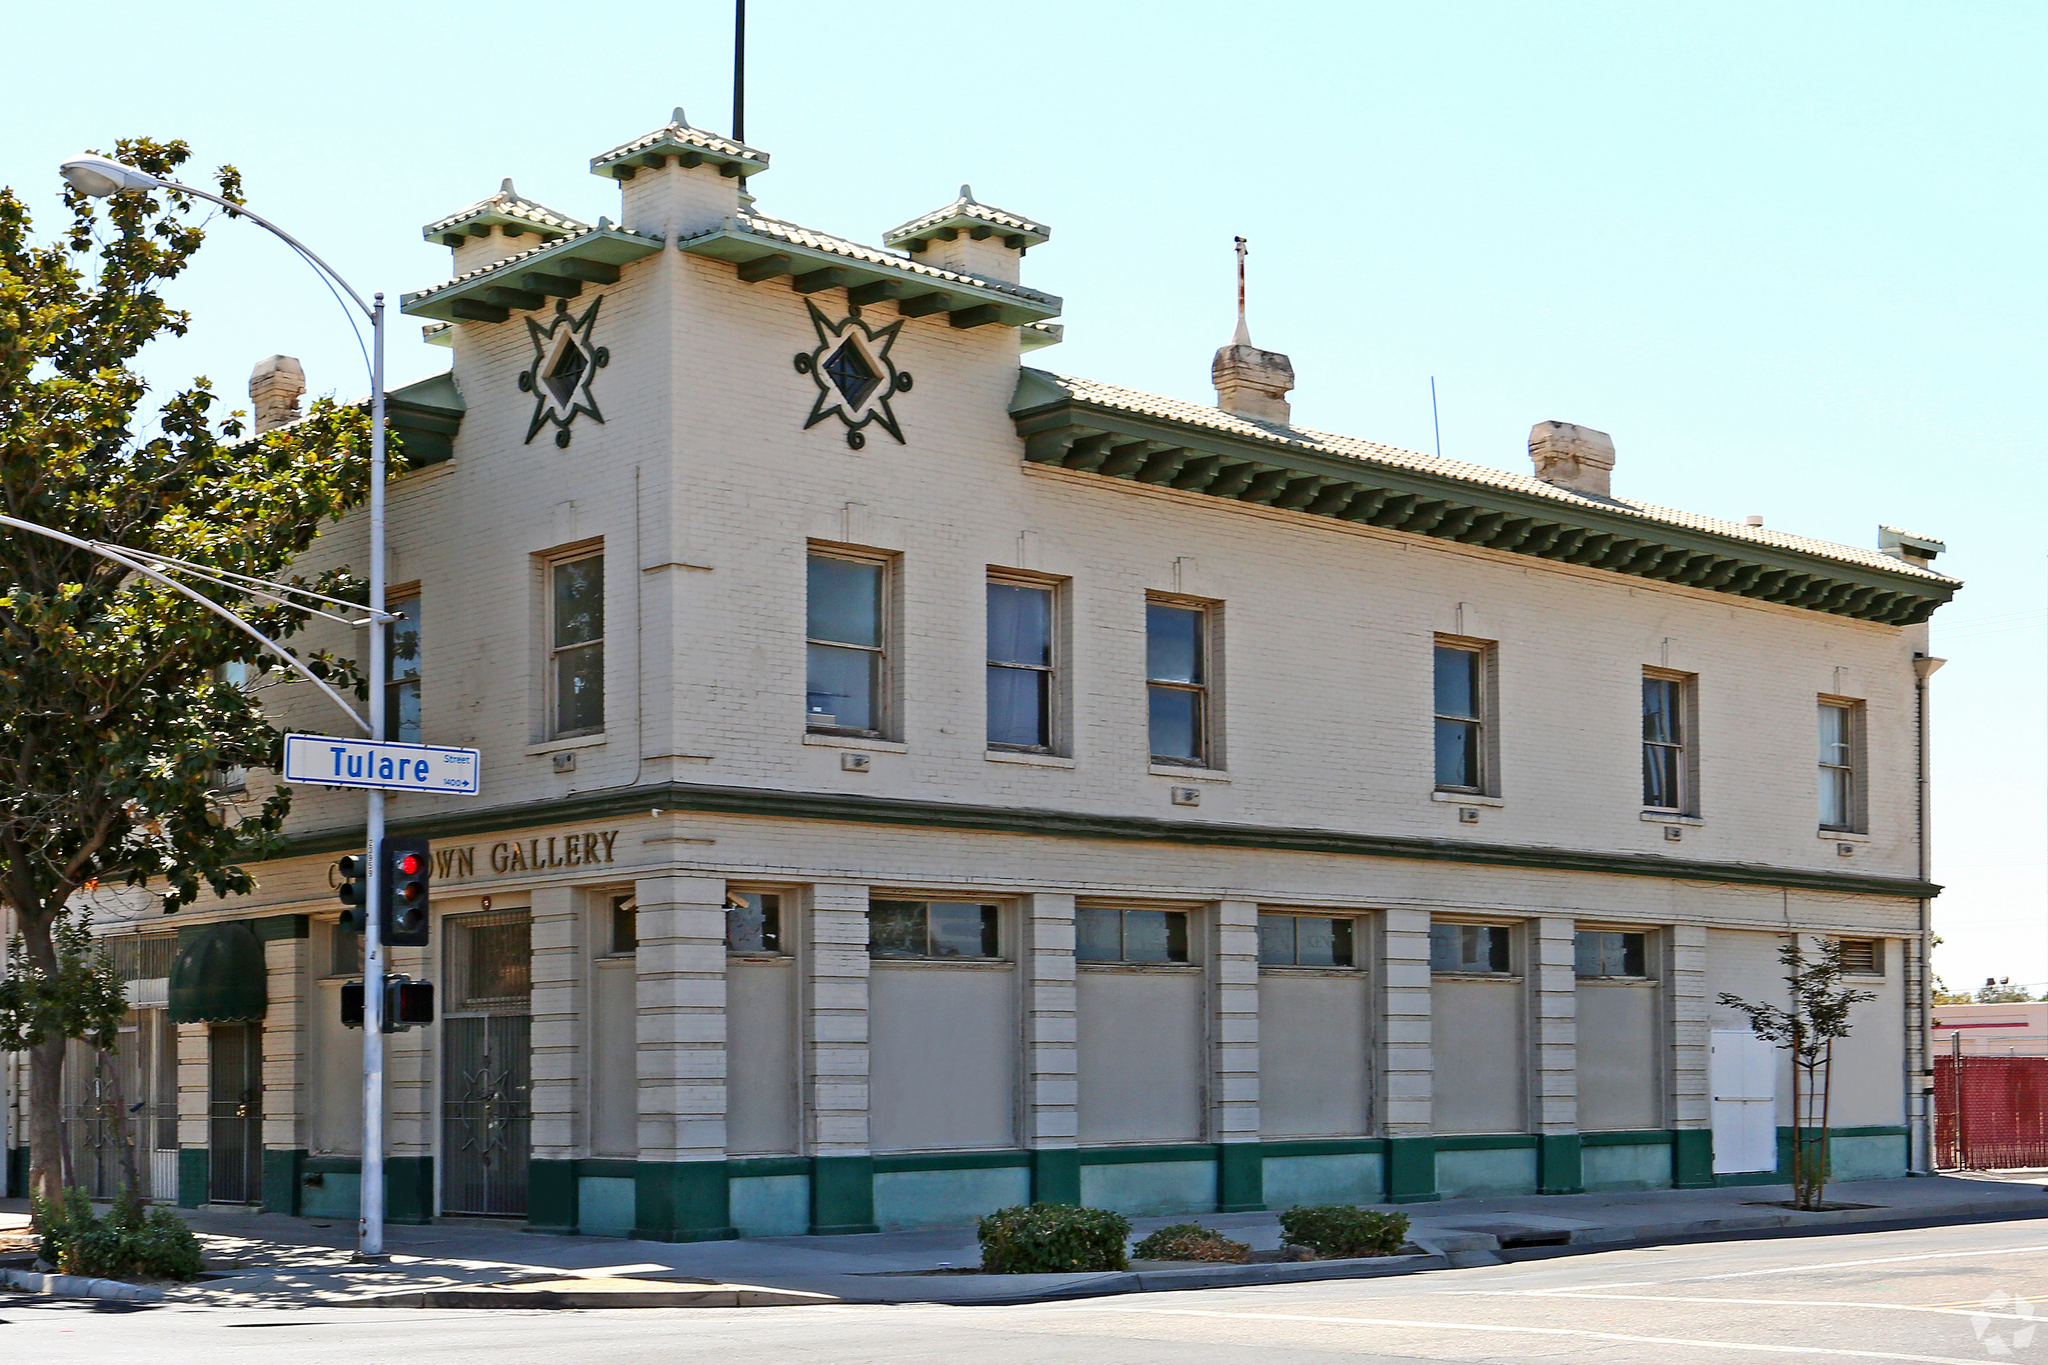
[590,107,769,182]
[884,185,1050,252]
[422,179,587,245]
[402,221,664,324]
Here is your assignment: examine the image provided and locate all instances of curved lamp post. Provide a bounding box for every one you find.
[60,153,396,1259]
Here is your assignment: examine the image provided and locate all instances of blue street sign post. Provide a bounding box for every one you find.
[283,733,482,796]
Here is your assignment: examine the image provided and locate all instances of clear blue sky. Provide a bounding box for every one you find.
[8,1,2040,991]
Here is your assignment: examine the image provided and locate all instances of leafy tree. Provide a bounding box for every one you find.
[1974,978,2034,1004]
[0,137,374,1208]
[1718,937,1876,1211]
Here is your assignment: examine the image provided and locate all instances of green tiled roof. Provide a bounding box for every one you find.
[1011,369,1958,625]
[590,108,769,182]
[401,223,663,324]
[422,179,587,245]
[884,185,1050,252]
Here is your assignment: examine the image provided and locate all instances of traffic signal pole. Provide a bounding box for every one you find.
[360,294,389,1261]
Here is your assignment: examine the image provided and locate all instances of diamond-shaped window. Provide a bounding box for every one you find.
[545,342,588,405]
[823,339,881,409]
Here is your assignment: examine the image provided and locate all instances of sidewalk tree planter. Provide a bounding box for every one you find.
[0,136,375,1210]
[1718,936,1877,1211]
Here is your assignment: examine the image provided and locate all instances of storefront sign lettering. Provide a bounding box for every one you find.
[488,829,619,874]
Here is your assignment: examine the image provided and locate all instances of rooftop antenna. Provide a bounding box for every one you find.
[1430,377,1442,460]
[733,0,747,143]
[1233,235,1251,345]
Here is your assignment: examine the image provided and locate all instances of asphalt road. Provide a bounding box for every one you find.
[9,1218,2048,1364]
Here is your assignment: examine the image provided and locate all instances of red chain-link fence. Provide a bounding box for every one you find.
[1935,1054,2048,1169]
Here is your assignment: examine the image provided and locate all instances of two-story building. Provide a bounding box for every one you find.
[5,108,1959,1239]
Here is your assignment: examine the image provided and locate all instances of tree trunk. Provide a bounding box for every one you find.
[27,1035,66,1211]
[101,1039,143,1205]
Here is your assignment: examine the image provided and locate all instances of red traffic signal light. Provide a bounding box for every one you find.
[379,836,431,946]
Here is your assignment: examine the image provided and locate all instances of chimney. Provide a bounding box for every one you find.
[250,355,305,433]
[1528,421,1615,498]
[1211,236,1295,424]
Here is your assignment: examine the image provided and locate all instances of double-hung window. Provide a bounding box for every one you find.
[1818,701,1859,831]
[1430,922,1511,973]
[1147,600,1210,766]
[1077,906,1190,963]
[987,579,1055,751]
[1433,643,1487,792]
[869,900,999,959]
[549,553,604,737]
[807,552,887,736]
[385,594,422,744]
[1258,913,1356,967]
[1641,672,1690,812]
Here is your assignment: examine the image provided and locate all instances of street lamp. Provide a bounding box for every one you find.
[61,153,396,1260]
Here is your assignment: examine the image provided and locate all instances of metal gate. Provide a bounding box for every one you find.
[441,910,532,1217]
[61,1010,180,1201]
[1935,1053,2048,1170]
[208,1023,264,1203]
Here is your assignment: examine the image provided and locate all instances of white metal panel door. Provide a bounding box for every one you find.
[1711,1029,1779,1173]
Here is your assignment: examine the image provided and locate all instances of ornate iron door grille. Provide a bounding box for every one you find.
[441,911,533,1217]
[207,1023,263,1203]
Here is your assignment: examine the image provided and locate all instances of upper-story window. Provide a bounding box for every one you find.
[807,551,888,737]
[1819,700,1862,832]
[1147,599,1212,766]
[727,892,784,954]
[1258,913,1357,967]
[1574,929,1648,978]
[609,893,637,954]
[385,594,422,744]
[1430,922,1511,974]
[1641,671,1692,813]
[549,552,604,737]
[987,578,1056,752]
[1433,642,1489,793]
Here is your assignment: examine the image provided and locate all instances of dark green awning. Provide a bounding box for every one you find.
[168,922,268,1024]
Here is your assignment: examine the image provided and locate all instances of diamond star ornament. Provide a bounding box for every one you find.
[520,296,608,447]
[796,301,911,448]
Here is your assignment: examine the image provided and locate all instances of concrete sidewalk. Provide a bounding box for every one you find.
[5,1171,2046,1309]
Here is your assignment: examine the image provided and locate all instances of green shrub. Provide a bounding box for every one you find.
[1130,1223,1251,1264]
[32,1186,203,1281]
[977,1203,1132,1274]
[1276,1206,1410,1260]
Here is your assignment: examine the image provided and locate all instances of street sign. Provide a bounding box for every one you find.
[283,733,481,795]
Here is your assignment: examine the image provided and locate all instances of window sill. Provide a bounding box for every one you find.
[729,951,794,964]
[986,749,1075,769]
[1431,791,1503,807]
[1576,975,1661,987]
[1149,763,1229,782]
[1640,811,1703,826]
[1077,960,1202,974]
[595,953,636,968]
[526,734,606,756]
[1431,971,1522,982]
[870,956,1013,970]
[1821,829,1870,842]
[1259,964,1366,977]
[804,733,907,754]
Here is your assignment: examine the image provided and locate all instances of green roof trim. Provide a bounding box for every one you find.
[1009,370,1957,627]
[168,921,268,1024]
[421,178,588,246]
[679,217,1061,329]
[883,185,1051,252]
[401,226,663,324]
[387,371,464,468]
[590,109,769,182]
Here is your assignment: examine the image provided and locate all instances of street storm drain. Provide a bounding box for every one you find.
[1449,1223,1574,1248]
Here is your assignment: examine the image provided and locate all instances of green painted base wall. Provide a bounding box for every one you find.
[177,1148,209,1208]
[634,1159,736,1242]
[262,1149,306,1216]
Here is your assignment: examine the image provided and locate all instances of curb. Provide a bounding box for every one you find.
[347,1282,841,1310]
[0,1266,165,1302]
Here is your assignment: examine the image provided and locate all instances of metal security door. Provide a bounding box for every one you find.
[442,1015,531,1215]
[1710,1028,1779,1174]
[440,910,533,1217]
[208,1023,263,1203]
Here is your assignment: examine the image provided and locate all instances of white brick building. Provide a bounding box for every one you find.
[5,109,1959,1238]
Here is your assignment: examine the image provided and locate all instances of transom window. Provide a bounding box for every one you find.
[1574,930,1647,978]
[987,579,1055,751]
[385,593,422,744]
[1642,673,1689,811]
[1433,644,1485,792]
[1077,906,1190,963]
[609,894,637,955]
[807,552,887,735]
[869,900,999,959]
[1258,913,1356,967]
[1147,601,1209,766]
[550,553,604,737]
[1819,701,1858,831]
[727,892,783,954]
[1430,922,1511,973]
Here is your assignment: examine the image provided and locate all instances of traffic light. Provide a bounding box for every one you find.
[341,975,436,1032]
[380,836,430,947]
[336,853,370,935]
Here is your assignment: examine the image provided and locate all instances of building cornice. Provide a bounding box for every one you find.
[273,781,1939,900]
